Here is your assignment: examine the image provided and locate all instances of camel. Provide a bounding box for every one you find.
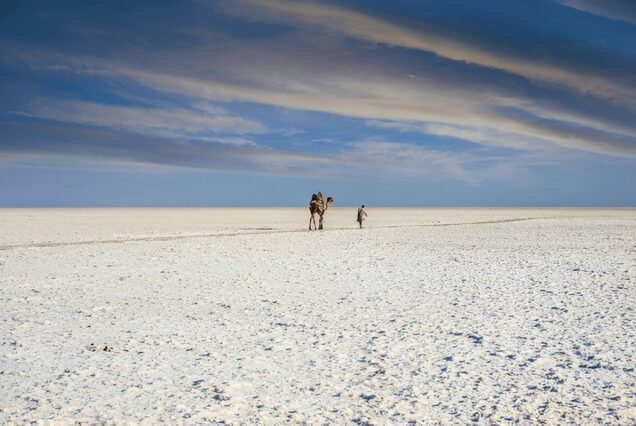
[308,192,334,230]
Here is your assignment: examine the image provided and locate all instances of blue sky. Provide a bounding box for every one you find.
[1,0,635,206]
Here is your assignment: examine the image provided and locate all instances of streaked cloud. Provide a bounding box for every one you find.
[0,0,635,190]
[20,100,266,142]
[230,0,636,103]
[110,63,636,157]
[0,121,530,184]
[0,122,333,175]
[366,120,555,152]
[3,35,635,159]
[340,139,526,183]
[557,0,636,25]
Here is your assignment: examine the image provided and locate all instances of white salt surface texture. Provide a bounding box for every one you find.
[1,208,635,423]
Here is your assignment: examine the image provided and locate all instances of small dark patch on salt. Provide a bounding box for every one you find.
[467,334,483,345]
[213,394,230,401]
[581,362,601,369]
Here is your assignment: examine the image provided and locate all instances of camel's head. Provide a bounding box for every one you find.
[326,196,334,205]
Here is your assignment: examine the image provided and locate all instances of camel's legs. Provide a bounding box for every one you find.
[318,215,324,230]
[309,213,315,230]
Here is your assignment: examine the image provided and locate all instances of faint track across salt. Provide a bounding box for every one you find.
[0,216,565,251]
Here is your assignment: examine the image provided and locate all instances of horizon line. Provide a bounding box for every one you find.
[1,205,635,209]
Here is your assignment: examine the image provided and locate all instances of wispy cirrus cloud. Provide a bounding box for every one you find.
[1,0,635,189]
[111,63,636,157]
[18,100,266,144]
[366,120,555,152]
[4,33,636,158]
[0,121,334,175]
[341,139,524,183]
[557,0,636,25]
[0,121,531,184]
[228,0,636,103]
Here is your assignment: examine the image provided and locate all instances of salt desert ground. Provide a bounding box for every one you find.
[1,208,634,423]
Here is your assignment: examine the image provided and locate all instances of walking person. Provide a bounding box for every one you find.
[357,205,367,228]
